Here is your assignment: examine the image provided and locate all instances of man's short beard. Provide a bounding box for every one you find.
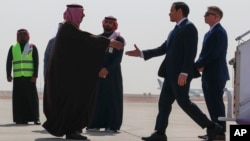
[104,27,113,33]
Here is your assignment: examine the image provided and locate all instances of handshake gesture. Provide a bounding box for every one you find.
[125,44,141,57]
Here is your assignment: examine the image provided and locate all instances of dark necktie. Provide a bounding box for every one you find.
[168,25,178,41]
[172,25,179,35]
[165,25,179,49]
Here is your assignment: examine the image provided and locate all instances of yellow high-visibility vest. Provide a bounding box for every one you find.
[12,43,34,77]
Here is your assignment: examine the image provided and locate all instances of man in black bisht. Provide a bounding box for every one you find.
[88,16,125,132]
[42,4,123,140]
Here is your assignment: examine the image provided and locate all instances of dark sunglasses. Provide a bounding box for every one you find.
[204,12,217,17]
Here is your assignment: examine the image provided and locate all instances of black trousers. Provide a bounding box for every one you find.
[154,78,211,133]
[202,79,226,132]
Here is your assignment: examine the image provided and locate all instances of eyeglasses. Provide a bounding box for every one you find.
[204,12,217,17]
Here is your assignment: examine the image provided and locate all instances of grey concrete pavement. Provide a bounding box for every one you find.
[0,94,234,141]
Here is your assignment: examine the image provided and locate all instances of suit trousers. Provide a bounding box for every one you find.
[202,79,226,132]
[154,78,211,133]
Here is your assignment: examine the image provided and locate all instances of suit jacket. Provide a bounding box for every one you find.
[195,23,230,81]
[143,19,200,79]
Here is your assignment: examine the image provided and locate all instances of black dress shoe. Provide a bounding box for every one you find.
[198,133,225,140]
[214,133,225,140]
[34,121,41,125]
[66,132,88,140]
[207,123,223,140]
[198,134,207,139]
[141,132,167,141]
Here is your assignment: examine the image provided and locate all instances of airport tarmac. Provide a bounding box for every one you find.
[0,93,234,141]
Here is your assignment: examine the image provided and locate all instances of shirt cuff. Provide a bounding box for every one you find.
[140,51,144,58]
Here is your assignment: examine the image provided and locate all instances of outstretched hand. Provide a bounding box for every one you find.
[125,44,141,57]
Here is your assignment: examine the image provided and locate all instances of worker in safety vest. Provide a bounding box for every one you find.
[6,28,40,125]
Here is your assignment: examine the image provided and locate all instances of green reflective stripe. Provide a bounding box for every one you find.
[13,68,34,72]
[13,60,33,64]
[13,61,33,67]
[13,69,34,77]
[14,64,33,68]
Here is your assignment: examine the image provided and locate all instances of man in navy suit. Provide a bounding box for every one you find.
[195,6,229,140]
[126,2,223,141]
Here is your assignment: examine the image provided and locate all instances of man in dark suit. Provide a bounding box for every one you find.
[195,6,229,140]
[126,2,223,141]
